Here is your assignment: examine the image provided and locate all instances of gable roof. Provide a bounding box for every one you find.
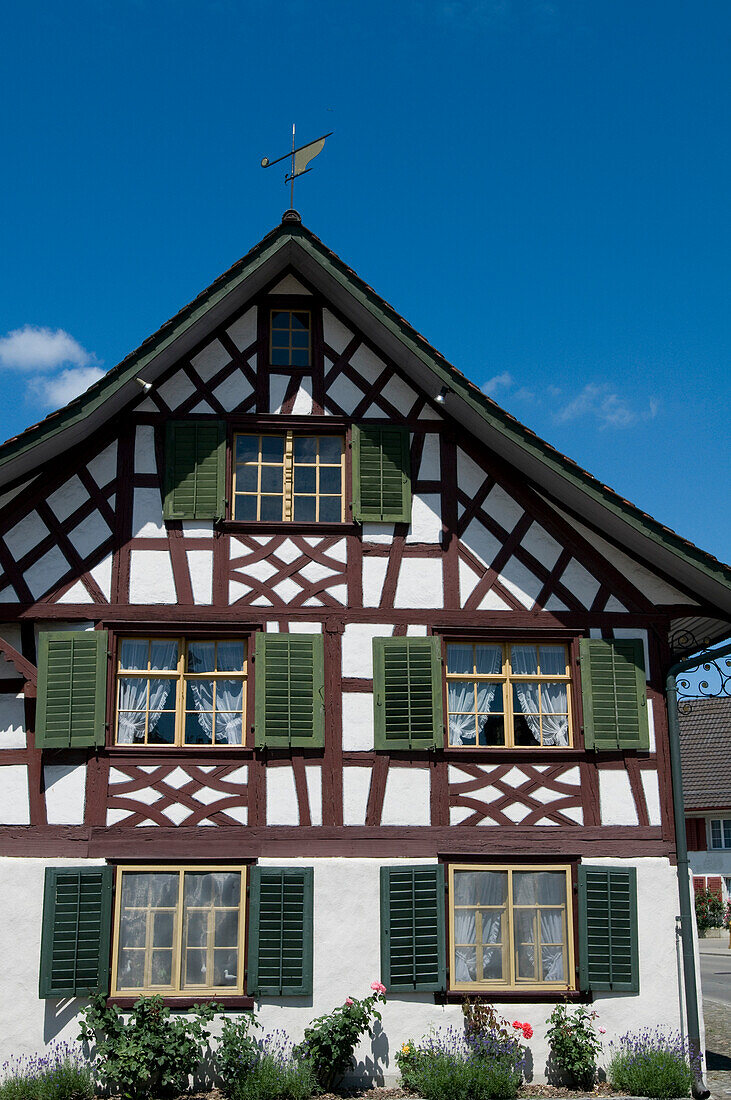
[678,695,731,811]
[1,211,730,637]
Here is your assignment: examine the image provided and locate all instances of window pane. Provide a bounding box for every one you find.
[120,870,178,910]
[235,435,259,463]
[260,495,283,521]
[455,945,477,982]
[261,436,285,462]
[511,645,538,674]
[319,496,342,522]
[215,713,242,746]
[153,911,175,948]
[185,950,207,986]
[475,645,503,675]
[215,909,239,945]
[447,643,473,674]
[711,820,722,848]
[292,349,310,366]
[272,312,290,329]
[117,951,145,988]
[185,711,212,745]
[120,639,149,669]
[724,820,731,848]
[119,911,146,948]
[454,870,507,907]
[449,681,475,714]
[482,946,503,980]
[234,495,258,521]
[293,495,316,521]
[319,465,342,493]
[513,683,539,715]
[517,944,537,980]
[541,945,565,981]
[150,640,178,670]
[449,713,476,746]
[292,312,309,329]
[187,643,215,673]
[217,641,245,672]
[294,466,316,493]
[148,710,175,745]
[514,871,566,906]
[478,715,505,746]
[214,949,238,986]
[261,465,284,493]
[235,464,258,492]
[294,436,317,461]
[477,683,503,712]
[151,951,173,986]
[539,645,566,675]
[291,330,309,347]
[541,682,567,711]
[319,436,343,463]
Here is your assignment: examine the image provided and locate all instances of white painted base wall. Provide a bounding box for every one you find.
[0,855,691,1085]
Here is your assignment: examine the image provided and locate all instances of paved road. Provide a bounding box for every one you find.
[702,946,731,1006]
[699,939,731,1100]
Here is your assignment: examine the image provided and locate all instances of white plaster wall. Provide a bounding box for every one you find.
[44,764,86,825]
[394,558,443,609]
[225,311,256,355]
[129,550,177,603]
[343,766,372,825]
[266,766,299,825]
[132,488,166,538]
[380,768,430,826]
[406,494,443,544]
[0,623,23,676]
[362,557,389,608]
[0,765,30,823]
[342,693,374,750]
[47,476,89,523]
[26,547,70,600]
[187,550,213,604]
[599,768,639,826]
[0,856,688,1084]
[322,310,353,355]
[86,441,118,488]
[0,693,26,748]
[134,425,158,474]
[342,623,394,678]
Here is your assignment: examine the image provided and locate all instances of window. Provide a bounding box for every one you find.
[111,866,246,995]
[270,310,311,366]
[710,819,731,849]
[115,638,247,747]
[448,865,573,991]
[233,432,344,522]
[446,642,571,748]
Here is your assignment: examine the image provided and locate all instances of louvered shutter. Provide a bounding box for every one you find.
[373,637,443,750]
[693,876,706,896]
[578,866,638,993]
[163,420,226,520]
[352,425,411,523]
[39,866,113,998]
[380,865,445,992]
[707,876,723,898]
[686,819,707,852]
[36,631,108,749]
[254,634,325,747]
[247,867,313,996]
[579,639,649,751]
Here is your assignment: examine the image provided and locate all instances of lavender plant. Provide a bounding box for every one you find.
[0,1042,93,1100]
[396,1025,525,1100]
[224,1030,316,1100]
[607,1027,697,1098]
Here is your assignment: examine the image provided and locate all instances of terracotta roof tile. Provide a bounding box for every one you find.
[678,695,731,811]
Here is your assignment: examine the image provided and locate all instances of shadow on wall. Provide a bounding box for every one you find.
[44,998,83,1044]
[352,1017,389,1086]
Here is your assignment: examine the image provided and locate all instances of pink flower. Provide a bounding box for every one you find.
[371,980,387,994]
[513,1021,523,1030]
[599,1028,606,1035]
[522,1024,533,1040]
[345,998,354,1006]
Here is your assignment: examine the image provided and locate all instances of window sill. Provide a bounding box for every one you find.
[219,520,357,535]
[435,989,591,1005]
[108,996,255,1010]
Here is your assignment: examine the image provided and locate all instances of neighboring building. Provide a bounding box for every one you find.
[0,211,730,1081]
[680,695,731,901]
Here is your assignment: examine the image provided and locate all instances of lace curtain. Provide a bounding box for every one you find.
[117,639,178,745]
[447,644,502,746]
[510,645,569,747]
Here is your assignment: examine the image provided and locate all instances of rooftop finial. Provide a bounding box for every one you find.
[261,124,333,208]
[282,209,302,224]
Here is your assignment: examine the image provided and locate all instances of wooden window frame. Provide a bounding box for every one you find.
[110,864,247,997]
[231,430,345,523]
[447,864,575,994]
[444,640,573,750]
[114,636,248,749]
[269,308,312,368]
[710,818,731,850]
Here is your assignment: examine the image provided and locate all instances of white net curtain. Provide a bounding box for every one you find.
[510,645,569,747]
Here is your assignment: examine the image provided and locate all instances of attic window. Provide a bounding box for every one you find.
[270,310,311,367]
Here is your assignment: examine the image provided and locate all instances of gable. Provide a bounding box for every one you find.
[0,215,727,632]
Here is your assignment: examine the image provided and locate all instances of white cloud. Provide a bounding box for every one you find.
[0,325,92,372]
[555,384,658,429]
[482,371,513,396]
[28,366,106,408]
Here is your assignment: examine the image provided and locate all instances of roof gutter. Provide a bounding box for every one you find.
[665,641,731,1098]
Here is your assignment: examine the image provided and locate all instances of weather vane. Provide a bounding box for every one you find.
[261,125,333,209]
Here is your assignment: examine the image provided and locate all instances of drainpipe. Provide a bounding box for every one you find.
[665,641,731,1100]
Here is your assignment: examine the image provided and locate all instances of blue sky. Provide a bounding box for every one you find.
[0,0,729,563]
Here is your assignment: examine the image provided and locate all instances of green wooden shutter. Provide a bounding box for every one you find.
[578,865,639,993]
[380,865,445,992]
[373,637,443,750]
[163,420,226,520]
[579,638,649,751]
[36,631,108,749]
[247,867,313,995]
[254,634,325,748]
[352,425,411,523]
[39,866,114,998]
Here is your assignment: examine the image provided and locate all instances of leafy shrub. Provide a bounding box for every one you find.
[229,1032,317,1100]
[695,888,725,931]
[397,1026,524,1100]
[607,1028,697,1098]
[546,1004,603,1088]
[725,899,731,930]
[79,993,219,1099]
[0,1043,93,1100]
[295,981,386,1091]
[217,1013,262,1093]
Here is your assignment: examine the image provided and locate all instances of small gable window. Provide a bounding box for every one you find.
[233,432,344,522]
[710,819,731,849]
[270,310,311,367]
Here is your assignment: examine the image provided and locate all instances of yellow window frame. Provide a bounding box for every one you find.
[269,308,312,367]
[448,864,575,992]
[114,637,247,748]
[111,864,247,996]
[232,431,345,523]
[445,640,573,748]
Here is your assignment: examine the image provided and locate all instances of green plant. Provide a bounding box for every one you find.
[695,888,725,932]
[226,1032,317,1100]
[78,993,219,1099]
[399,1028,523,1100]
[725,899,731,930]
[217,1013,262,1094]
[395,1040,420,1092]
[546,1004,603,1088]
[295,981,386,1091]
[607,1028,697,1098]
[0,1043,93,1100]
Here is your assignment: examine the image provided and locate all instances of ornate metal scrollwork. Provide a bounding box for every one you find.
[676,652,731,715]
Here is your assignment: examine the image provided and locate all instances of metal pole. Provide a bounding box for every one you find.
[665,641,731,1099]
[290,123,295,210]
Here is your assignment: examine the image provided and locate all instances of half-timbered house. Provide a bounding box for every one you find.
[0,210,730,1082]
